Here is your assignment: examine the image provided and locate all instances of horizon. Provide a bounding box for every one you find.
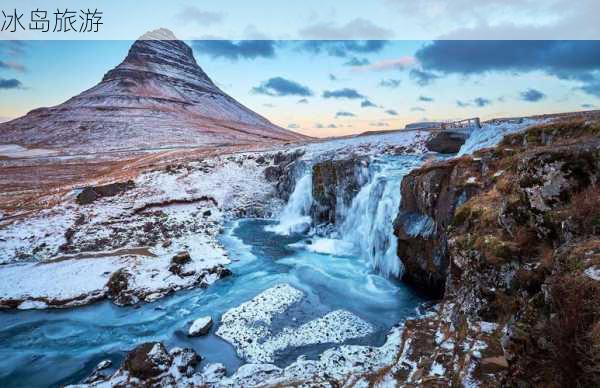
[1,37,599,138]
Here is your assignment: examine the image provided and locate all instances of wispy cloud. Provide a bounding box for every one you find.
[379,79,401,88]
[351,56,416,72]
[520,88,545,102]
[385,109,398,116]
[299,18,393,39]
[361,99,377,108]
[322,88,365,99]
[252,77,313,96]
[409,69,440,86]
[175,6,224,26]
[335,111,356,118]
[192,40,277,60]
[418,95,434,102]
[0,78,22,89]
[0,60,25,72]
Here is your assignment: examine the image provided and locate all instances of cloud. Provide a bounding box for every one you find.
[351,56,416,72]
[298,40,387,57]
[409,69,440,86]
[0,60,25,72]
[0,78,22,89]
[175,6,224,25]
[385,109,398,116]
[361,99,377,108]
[329,73,337,81]
[192,40,277,60]
[379,79,401,88]
[474,97,492,107]
[335,111,356,118]
[456,97,493,107]
[415,40,600,96]
[299,18,394,39]
[252,77,313,97]
[418,95,434,102]
[287,123,300,129]
[520,88,545,102]
[581,103,595,108]
[297,98,309,104]
[315,123,337,129]
[370,122,389,127]
[411,106,426,112]
[322,88,365,99]
[344,57,370,66]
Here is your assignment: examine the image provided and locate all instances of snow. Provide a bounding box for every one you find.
[457,118,543,156]
[216,284,373,363]
[188,316,213,336]
[584,265,600,281]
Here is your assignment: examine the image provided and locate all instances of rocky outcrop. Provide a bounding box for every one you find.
[76,180,135,205]
[311,157,368,224]
[425,130,468,154]
[77,342,200,386]
[394,157,483,296]
[263,149,306,201]
[397,118,600,386]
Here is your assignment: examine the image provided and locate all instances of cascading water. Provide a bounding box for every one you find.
[339,156,423,277]
[265,172,313,235]
[268,154,424,279]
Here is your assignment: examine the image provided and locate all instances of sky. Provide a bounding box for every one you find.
[1,1,599,137]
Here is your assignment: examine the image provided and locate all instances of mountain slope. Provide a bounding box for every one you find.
[0,29,307,154]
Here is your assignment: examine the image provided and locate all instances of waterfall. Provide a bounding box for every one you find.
[267,155,423,279]
[265,173,313,235]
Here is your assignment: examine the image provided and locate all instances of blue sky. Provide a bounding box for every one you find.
[1,39,599,137]
[0,1,599,137]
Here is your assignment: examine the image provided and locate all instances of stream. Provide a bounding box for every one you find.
[0,154,428,388]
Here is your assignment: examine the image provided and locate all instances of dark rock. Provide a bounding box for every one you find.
[425,131,468,154]
[311,157,368,224]
[394,157,484,296]
[106,268,135,305]
[169,251,192,276]
[122,342,172,379]
[76,180,135,205]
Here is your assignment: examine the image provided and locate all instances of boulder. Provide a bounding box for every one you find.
[425,131,468,154]
[76,180,135,205]
[188,316,213,336]
[123,342,172,379]
[169,251,192,275]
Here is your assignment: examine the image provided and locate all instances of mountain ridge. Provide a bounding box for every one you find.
[0,29,307,154]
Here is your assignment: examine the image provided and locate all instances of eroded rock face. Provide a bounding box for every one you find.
[394,157,484,297]
[425,130,468,154]
[263,149,306,201]
[311,157,368,224]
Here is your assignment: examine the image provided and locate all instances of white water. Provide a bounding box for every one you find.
[269,155,423,279]
[265,173,313,235]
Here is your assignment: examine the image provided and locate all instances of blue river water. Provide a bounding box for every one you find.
[0,218,426,388]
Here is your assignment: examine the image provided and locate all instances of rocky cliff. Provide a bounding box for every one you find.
[393,117,600,386]
[0,29,307,154]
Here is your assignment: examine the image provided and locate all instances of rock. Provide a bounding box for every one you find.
[394,157,483,296]
[169,251,192,276]
[76,180,135,205]
[106,268,134,305]
[188,316,213,336]
[425,130,468,154]
[311,157,368,224]
[122,342,172,379]
[95,359,112,371]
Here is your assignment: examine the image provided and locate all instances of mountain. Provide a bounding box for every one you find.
[0,29,307,154]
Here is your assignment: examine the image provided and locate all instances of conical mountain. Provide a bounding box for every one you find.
[0,29,307,154]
